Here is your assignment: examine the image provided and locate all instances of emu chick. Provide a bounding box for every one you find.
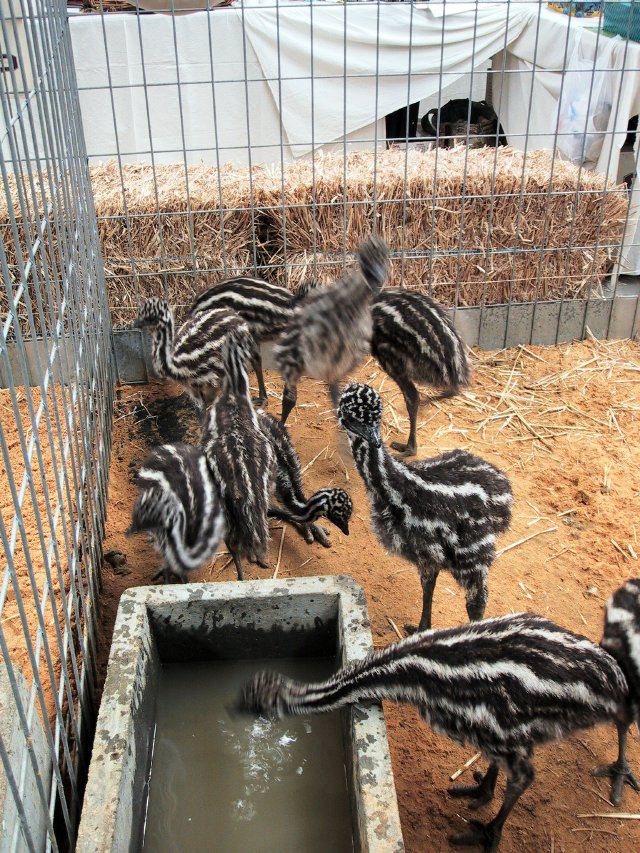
[237,611,632,852]
[275,235,389,423]
[128,443,225,583]
[338,382,512,631]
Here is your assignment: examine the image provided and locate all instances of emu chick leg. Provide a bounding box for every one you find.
[280,382,298,425]
[151,562,170,584]
[229,545,245,581]
[405,569,439,635]
[593,719,640,805]
[451,756,534,852]
[390,376,420,457]
[328,382,341,411]
[253,350,268,408]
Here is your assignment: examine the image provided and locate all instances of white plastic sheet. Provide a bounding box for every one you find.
[70,3,533,165]
[494,4,640,272]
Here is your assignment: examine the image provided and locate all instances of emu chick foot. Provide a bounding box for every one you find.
[450,819,502,852]
[593,760,640,805]
[306,522,331,548]
[151,568,183,584]
[403,623,418,636]
[252,395,268,407]
[448,770,497,810]
[390,440,417,458]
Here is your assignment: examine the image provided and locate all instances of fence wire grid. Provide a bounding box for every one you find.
[0,0,113,851]
[1,1,640,852]
[66,0,640,353]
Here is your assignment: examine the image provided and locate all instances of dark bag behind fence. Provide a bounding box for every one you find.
[421,99,508,149]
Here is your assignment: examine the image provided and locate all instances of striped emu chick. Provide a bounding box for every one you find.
[598,577,640,803]
[257,411,352,547]
[238,613,632,852]
[190,277,294,405]
[274,235,389,423]
[201,329,274,580]
[338,383,512,632]
[128,443,225,583]
[371,289,471,457]
[134,297,256,410]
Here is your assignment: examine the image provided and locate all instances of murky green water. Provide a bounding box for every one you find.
[141,658,354,853]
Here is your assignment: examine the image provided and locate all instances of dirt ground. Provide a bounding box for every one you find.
[0,385,83,730]
[99,337,640,853]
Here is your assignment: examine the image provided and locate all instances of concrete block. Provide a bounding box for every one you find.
[77,576,404,853]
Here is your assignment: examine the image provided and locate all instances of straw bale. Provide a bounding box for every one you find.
[0,148,628,337]
[258,148,626,304]
[91,161,260,262]
[91,161,265,325]
[0,172,72,338]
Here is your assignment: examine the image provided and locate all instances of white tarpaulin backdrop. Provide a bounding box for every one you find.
[493,4,640,272]
[69,2,532,164]
[239,1,532,157]
[67,2,640,271]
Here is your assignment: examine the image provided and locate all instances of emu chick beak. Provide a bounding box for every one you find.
[343,416,381,448]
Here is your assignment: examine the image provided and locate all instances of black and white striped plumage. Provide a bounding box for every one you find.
[371,290,471,457]
[597,578,640,803]
[257,411,352,548]
[128,443,225,583]
[338,383,512,632]
[238,613,631,851]
[134,297,256,409]
[200,328,274,580]
[274,235,389,423]
[190,277,295,405]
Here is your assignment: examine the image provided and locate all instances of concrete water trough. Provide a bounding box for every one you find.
[77,575,404,852]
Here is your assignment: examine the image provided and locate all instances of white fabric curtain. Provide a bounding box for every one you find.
[70,3,533,165]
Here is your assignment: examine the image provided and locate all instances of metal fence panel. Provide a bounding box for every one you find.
[59,1,640,350]
[0,0,113,850]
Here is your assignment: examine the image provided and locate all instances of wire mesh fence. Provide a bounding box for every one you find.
[64,0,640,354]
[0,0,113,850]
[0,1,639,851]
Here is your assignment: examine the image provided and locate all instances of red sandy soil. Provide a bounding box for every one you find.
[98,337,640,853]
[0,385,82,730]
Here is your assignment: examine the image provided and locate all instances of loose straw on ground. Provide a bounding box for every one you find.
[272,527,286,579]
[577,813,640,820]
[387,616,403,641]
[496,527,558,558]
[450,753,482,782]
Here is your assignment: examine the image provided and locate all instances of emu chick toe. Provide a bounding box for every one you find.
[308,523,331,547]
[390,440,417,458]
[593,761,640,804]
[448,771,496,810]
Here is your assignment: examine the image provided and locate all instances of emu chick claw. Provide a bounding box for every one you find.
[308,522,331,548]
[391,440,417,458]
[593,760,640,805]
[448,770,496,810]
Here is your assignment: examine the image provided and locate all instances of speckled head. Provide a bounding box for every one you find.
[133,297,172,329]
[319,488,353,535]
[338,383,382,447]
